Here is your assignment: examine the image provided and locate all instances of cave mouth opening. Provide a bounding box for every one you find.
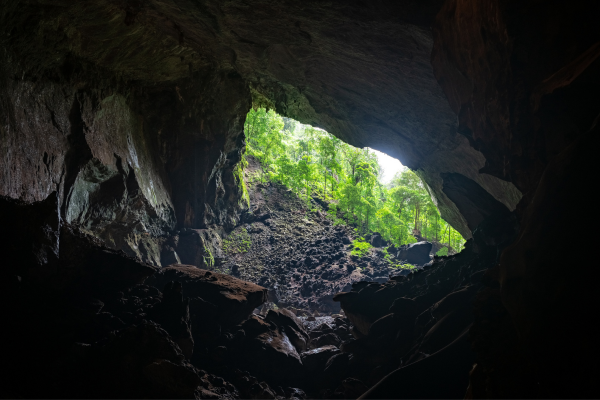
[1,0,599,398]
[214,107,466,318]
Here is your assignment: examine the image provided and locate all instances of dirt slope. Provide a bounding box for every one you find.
[220,156,403,314]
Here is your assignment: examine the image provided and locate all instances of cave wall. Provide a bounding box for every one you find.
[431,0,600,196]
[1,0,526,243]
[0,54,173,265]
[431,1,600,397]
[2,0,600,397]
[0,0,251,266]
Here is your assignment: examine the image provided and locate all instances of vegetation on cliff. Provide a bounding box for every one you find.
[244,108,465,252]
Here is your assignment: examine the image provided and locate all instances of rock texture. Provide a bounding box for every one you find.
[149,265,267,327]
[219,158,417,314]
[0,0,252,265]
[1,0,600,398]
[430,1,600,397]
[0,0,523,245]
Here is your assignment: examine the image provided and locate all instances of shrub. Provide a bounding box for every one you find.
[351,238,371,257]
[435,247,448,257]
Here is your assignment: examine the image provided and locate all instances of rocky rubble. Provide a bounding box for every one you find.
[0,153,526,400]
[217,157,431,315]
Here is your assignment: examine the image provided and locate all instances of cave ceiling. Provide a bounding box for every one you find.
[7,0,598,238]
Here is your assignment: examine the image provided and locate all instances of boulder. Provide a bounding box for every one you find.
[333,282,408,336]
[265,309,309,352]
[242,323,305,386]
[148,265,267,327]
[397,241,433,265]
[311,333,341,349]
[368,313,398,339]
[301,345,340,371]
[370,233,383,248]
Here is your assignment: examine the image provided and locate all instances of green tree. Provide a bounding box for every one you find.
[243,108,466,250]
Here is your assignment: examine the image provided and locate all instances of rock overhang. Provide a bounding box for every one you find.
[0,0,524,239]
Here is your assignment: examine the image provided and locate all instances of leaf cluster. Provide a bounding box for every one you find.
[350,238,372,257]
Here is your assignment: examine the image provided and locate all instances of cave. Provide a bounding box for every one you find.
[1,1,599,398]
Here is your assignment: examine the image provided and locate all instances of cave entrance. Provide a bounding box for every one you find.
[218,108,465,317]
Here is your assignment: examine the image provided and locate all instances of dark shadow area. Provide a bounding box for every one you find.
[1,0,599,398]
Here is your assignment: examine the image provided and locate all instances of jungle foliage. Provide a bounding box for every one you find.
[244,108,465,252]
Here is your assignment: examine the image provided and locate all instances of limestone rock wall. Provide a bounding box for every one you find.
[431,1,600,397]
[0,54,174,265]
[0,0,525,241]
[0,0,251,264]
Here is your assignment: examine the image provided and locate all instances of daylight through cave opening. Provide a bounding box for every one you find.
[216,107,466,315]
[1,1,599,398]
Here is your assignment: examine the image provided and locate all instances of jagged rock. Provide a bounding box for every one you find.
[266,309,307,335]
[148,265,267,327]
[285,387,307,399]
[301,345,340,371]
[240,320,305,386]
[311,333,341,349]
[2,1,598,398]
[370,233,383,248]
[241,314,272,336]
[265,309,309,352]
